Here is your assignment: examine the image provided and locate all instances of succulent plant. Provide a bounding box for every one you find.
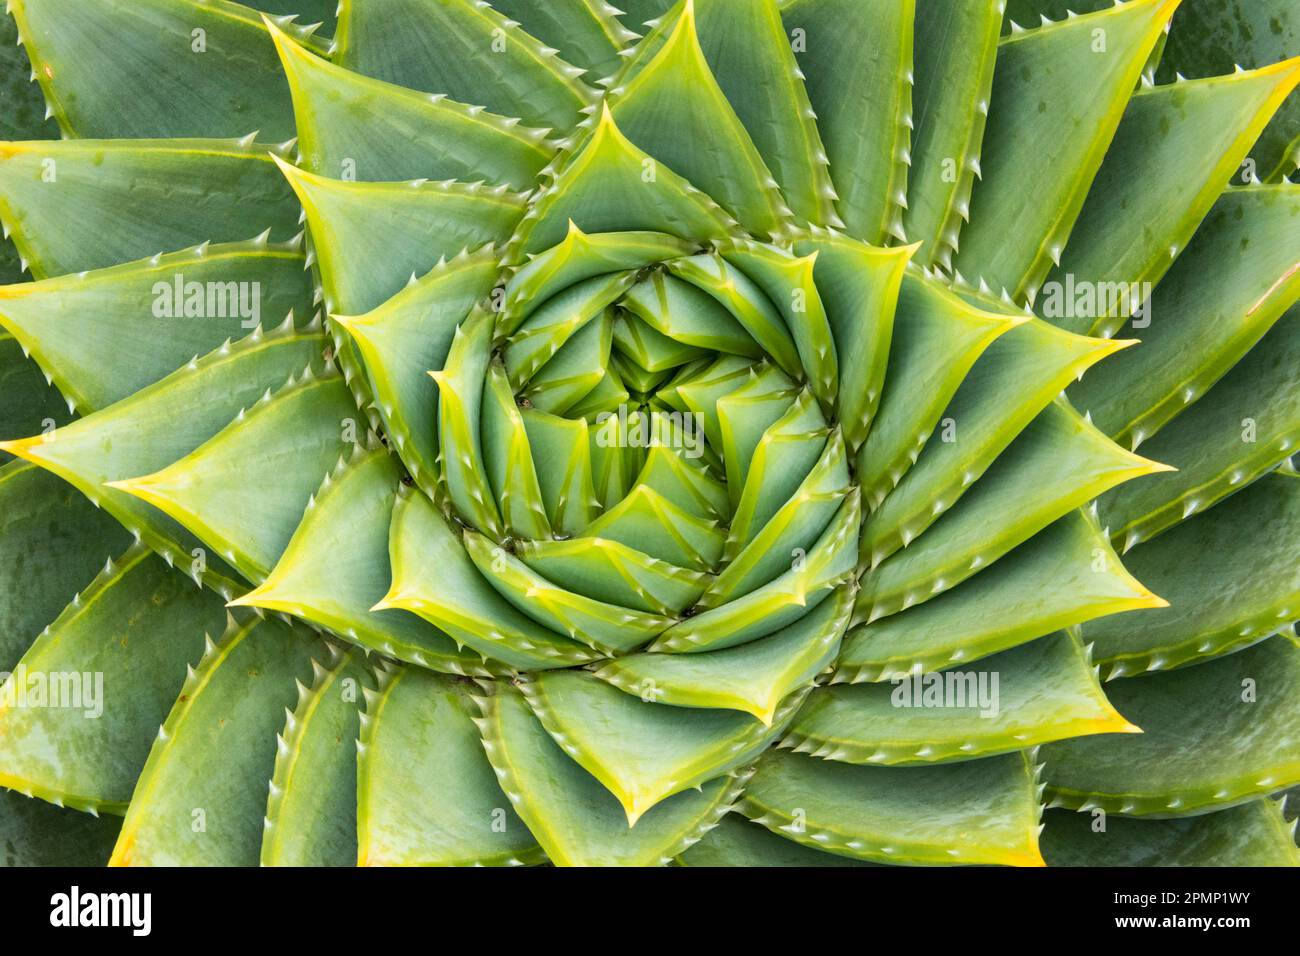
[0,0,1297,869]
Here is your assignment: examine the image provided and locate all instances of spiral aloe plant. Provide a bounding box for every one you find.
[0,0,1297,868]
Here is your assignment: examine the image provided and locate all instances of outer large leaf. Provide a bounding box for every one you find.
[606,0,789,238]
[275,159,523,316]
[335,0,595,131]
[1100,306,1300,547]
[0,324,330,596]
[677,812,876,867]
[1072,186,1300,449]
[1084,473,1300,676]
[860,400,1167,620]
[0,546,226,812]
[0,138,301,279]
[1157,0,1300,181]
[261,649,371,867]
[0,787,120,866]
[690,0,838,228]
[739,748,1045,866]
[905,0,1002,267]
[957,0,1179,300]
[474,682,746,866]
[1041,801,1300,867]
[357,665,542,866]
[781,0,914,244]
[1047,60,1300,335]
[268,18,555,189]
[110,367,360,584]
[0,333,69,459]
[1043,636,1300,817]
[0,460,129,672]
[0,238,312,413]
[109,614,323,866]
[335,250,499,496]
[860,319,1128,569]
[10,0,319,139]
[837,509,1163,682]
[785,632,1133,766]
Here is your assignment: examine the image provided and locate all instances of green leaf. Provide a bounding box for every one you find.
[357,665,543,866]
[677,811,878,866]
[501,224,693,334]
[108,614,324,866]
[718,239,839,408]
[613,0,677,32]
[1085,473,1300,676]
[860,400,1168,620]
[0,11,56,142]
[521,670,798,824]
[110,367,359,584]
[666,254,803,378]
[1100,306,1300,548]
[0,138,301,280]
[0,324,330,597]
[504,272,634,385]
[520,306,614,414]
[268,20,555,189]
[0,545,227,812]
[276,159,523,317]
[0,237,313,414]
[957,0,1180,301]
[0,787,120,866]
[1043,636,1300,817]
[1157,0,1300,181]
[488,0,637,80]
[1041,800,1300,867]
[232,445,494,674]
[464,528,672,655]
[793,234,913,449]
[780,0,914,244]
[335,0,595,131]
[430,306,504,536]
[623,273,764,360]
[708,427,849,605]
[518,408,600,535]
[862,320,1130,569]
[9,0,318,140]
[905,0,1002,268]
[784,632,1135,766]
[594,584,853,723]
[524,539,704,624]
[381,486,599,671]
[837,509,1165,682]
[481,363,551,540]
[0,460,130,673]
[739,748,1045,866]
[512,104,738,257]
[261,649,372,867]
[335,250,499,497]
[1071,186,1300,449]
[1047,60,1300,335]
[687,0,838,228]
[474,682,747,866]
[605,1,788,237]
[858,273,1026,508]
[583,484,725,572]
[652,490,860,653]
[0,333,71,464]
